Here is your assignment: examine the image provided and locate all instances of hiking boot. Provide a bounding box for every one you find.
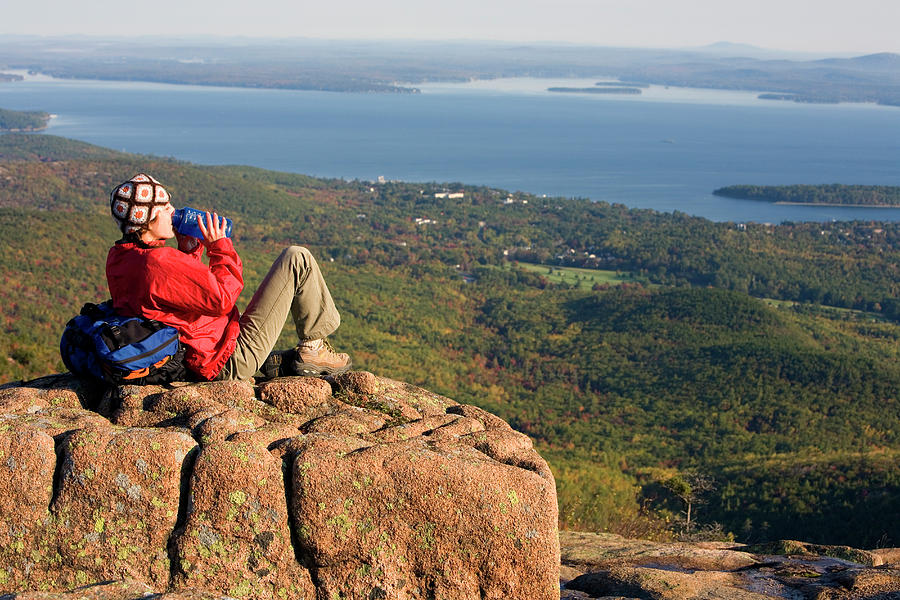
[259,348,296,380]
[292,339,352,377]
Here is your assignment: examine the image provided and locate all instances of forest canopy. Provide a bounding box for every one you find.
[1,133,899,548]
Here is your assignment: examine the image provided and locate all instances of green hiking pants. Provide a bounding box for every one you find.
[215,246,340,380]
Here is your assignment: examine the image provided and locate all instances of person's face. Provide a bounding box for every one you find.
[143,203,175,241]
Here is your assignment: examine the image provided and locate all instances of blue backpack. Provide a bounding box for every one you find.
[60,301,186,385]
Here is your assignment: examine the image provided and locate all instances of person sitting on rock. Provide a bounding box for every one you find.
[105,173,351,381]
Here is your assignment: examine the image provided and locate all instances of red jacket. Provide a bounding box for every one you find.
[106,238,244,380]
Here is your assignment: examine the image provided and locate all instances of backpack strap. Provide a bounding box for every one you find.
[80,303,100,317]
[105,323,124,345]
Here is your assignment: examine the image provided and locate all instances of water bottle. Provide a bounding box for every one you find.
[171,207,233,239]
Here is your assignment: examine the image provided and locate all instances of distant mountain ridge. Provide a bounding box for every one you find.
[819,52,900,70]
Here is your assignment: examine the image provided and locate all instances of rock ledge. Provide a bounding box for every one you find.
[560,531,900,600]
[0,373,559,600]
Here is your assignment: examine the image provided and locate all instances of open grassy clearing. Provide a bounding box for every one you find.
[513,262,645,288]
[510,263,886,324]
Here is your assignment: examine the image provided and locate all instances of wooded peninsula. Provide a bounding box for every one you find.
[0,108,50,132]
[714,184,900,206]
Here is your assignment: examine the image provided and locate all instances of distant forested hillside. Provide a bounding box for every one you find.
[2,38,900,104]
[715,184,900,206]
[1,133,899,547]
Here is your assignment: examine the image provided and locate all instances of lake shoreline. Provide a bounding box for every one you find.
[5,69,893,109]
[3,75,898,224]
[774,201,900,207]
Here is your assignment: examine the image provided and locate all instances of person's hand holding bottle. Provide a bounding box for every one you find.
[197,212,228,245]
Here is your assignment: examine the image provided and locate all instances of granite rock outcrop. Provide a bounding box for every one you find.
[0,372,559,600]
[559,531,900,600]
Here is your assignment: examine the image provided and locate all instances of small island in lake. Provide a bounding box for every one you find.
[714,184,900,207]
[758,93,797,101]
[548,86,642,95]
[0,108,52,132]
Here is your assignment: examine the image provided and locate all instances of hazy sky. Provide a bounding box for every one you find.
[3,0,899,55]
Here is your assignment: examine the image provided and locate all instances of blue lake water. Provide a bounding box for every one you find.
[1,74,899,223]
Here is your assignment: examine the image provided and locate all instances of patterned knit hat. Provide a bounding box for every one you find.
[110,173,171,234]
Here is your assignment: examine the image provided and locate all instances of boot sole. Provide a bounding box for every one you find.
[293,361,352,377]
